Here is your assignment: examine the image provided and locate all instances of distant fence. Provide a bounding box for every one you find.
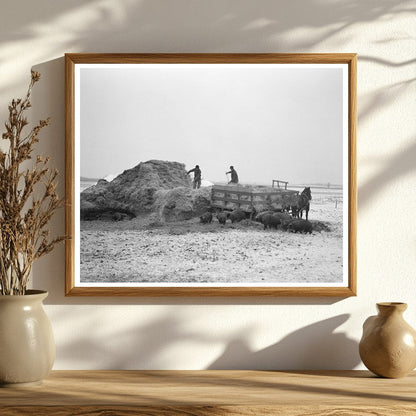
[290,183,343,190]
[211,185,299,214]
[272,179,289,190]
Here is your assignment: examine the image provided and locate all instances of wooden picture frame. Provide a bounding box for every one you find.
[65,53,357,296]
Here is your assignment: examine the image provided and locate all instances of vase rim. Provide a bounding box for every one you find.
[377,302,407,311]
[0,290,48,301]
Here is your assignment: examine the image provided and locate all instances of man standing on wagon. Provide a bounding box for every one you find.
[187,165,202,189]
[226,166,239,184]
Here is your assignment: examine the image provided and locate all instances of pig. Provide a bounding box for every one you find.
[262,213,281,230]
[273,212,292,223]
[262,212,292,230]
[216,212,228,225]
[229,208,246,223]
[255,210,274,223]
[199,212,213,224]
[287,219,313,234]
[281,219,292,231]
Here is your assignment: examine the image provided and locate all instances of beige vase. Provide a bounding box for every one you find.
[359,302,416,378]
[0,290,55,387]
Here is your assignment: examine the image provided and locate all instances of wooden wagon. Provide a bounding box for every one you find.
[211,184,299,216]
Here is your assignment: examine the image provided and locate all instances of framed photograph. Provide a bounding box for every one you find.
[65,53,356,296]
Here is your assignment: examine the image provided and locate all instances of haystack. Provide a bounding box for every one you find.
[80,160,211,221]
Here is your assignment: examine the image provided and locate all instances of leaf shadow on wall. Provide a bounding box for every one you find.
[54,312,215,369]
[53,308,359,370]
[207,314,360,370]
[0,0,414,98]
[358,138,416,210]
[58,0,414,54]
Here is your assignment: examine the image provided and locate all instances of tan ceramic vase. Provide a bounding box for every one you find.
[359,302,416,378]
[0,290,55,387]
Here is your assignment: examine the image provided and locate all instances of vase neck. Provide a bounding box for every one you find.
[0,290,48,304]
[377,302,407,316]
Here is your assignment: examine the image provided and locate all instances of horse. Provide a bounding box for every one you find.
[298,187,312,220]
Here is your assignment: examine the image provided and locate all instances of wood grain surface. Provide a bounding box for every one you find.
[1,370,415,415]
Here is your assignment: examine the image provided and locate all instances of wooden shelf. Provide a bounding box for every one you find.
[1,370,415,415]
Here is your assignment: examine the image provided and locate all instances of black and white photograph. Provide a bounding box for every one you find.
[65,54,356,296]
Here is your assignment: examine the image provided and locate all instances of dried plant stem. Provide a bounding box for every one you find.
[0,71,65,295]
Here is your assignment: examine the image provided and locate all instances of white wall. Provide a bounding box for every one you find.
[1,0,415,370]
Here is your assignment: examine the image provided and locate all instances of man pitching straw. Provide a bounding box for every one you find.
[226,166,239,184]
[187,165,202,189]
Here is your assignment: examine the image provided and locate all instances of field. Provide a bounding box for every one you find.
[80,187,344,284]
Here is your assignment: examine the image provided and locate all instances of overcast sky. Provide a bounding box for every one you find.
[79,63,346,185]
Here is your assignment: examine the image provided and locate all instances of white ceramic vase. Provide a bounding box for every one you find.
[0,290,55,387]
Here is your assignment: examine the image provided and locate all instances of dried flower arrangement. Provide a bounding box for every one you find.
[0,71,65,295]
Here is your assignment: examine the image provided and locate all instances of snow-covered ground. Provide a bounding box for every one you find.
[79,189,344,284]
